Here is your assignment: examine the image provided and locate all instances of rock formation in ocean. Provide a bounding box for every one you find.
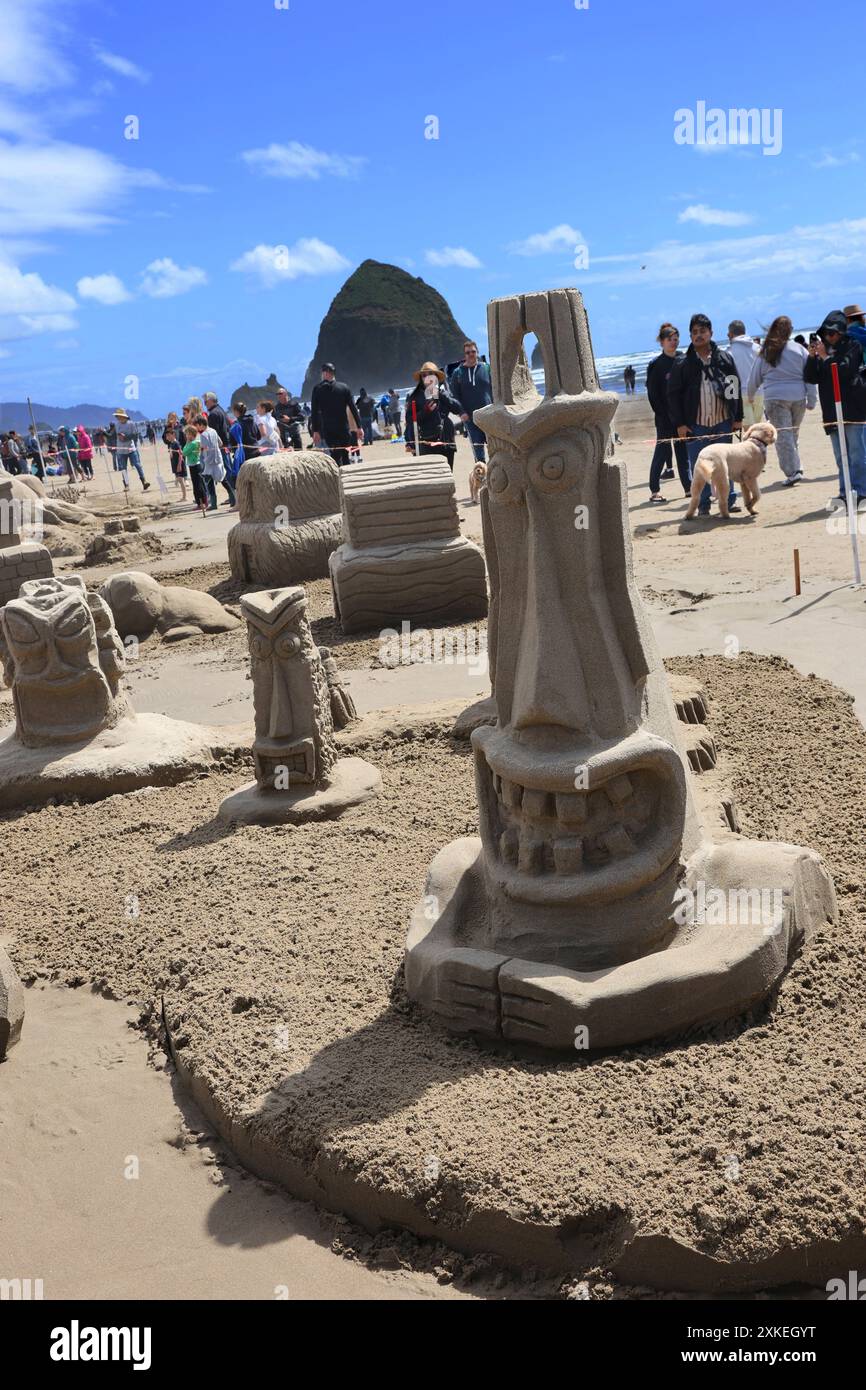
[300,260,469,399]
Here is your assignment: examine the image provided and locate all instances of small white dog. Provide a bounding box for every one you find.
[685,421,777,519]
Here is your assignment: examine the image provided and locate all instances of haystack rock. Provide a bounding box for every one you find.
[300,260,469,399]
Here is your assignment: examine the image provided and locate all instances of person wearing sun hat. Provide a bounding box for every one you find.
[403,361,463,471]
[843,304,866,361]
[112,408,150,491]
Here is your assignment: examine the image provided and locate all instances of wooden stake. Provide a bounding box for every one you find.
[794,547,801,596]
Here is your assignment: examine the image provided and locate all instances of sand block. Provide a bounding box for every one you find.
[218,756,381,824]
[340,456,460,548]
[330,535,488,633]
[0,713,249,810]
[227,451,342,585]
[0,945,24,1058]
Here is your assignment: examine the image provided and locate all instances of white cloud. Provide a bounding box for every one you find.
[424,247,482,269]
[0,256,76,316]
[77,273,132,305]
[241,142,365,181]
[678,204,753,227]
[580,218,866,290]
[92,48,151,84]
[229,239,350,288]
[140,257,207,298]
[809,149,860,170]
[0,0,71,95]
[16,312,76,333]
[508,223,583,256]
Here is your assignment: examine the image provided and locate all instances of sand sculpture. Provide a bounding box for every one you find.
[0,475,54,606]
[0,945,24,1059]
[227,450,342,586]
[405,288,836,1050]
[0,574,245,809]
[99,571,240,642]
[218,585,380,824]
[329,456,488,633]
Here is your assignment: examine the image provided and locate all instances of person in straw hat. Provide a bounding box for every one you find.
[843,304,866,362]
[404,361,462,471]
[112,408,150,491]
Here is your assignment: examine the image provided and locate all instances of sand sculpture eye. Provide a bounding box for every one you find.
[4,611,40,645]
[274,633,302,659]
[250,633,272,659]
[486,452,523,503]
[529,451,577,494]
[57,606,90,638]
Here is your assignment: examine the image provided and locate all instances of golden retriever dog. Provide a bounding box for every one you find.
[469,461,487,503]
[685,421,777,519]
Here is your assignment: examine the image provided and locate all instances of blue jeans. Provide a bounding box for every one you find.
[362,419,373,446]
[829,424,866,500]
[686,420,737,513]
[466,419,487,462]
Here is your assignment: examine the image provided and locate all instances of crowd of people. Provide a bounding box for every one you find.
[643,304,866,515]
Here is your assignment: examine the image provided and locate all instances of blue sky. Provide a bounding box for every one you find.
[0,0,863,414]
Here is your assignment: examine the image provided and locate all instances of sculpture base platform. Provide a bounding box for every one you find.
[0,714,248,810]
[0,945,24,1058]
[405,835,837,1050]
[218,756,381,825]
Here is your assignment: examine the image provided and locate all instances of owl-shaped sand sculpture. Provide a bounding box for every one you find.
[218,585,380,824]
[404,288,837,1051]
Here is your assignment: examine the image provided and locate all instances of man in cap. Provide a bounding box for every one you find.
[310,363,362,468]
[449,340,493,463]
[804,310,866,512]
[112,409,150,490]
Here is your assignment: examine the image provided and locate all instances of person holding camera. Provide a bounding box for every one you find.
[804,310,866,513]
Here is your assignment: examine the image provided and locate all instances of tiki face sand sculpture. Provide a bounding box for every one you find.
[0,575,128,747]
[405,289,836,1049]
[218,585,380,824]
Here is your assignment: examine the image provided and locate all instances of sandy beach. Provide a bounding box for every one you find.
[3,399,865,1300]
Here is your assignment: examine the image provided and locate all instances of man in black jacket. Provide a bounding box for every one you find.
[274,386,304,450]
[310,363,362,467]
[803,310,866,511]
[667,313,743,516]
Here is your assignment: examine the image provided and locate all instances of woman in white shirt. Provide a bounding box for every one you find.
[256,399,281,456]
[747,316,817,485]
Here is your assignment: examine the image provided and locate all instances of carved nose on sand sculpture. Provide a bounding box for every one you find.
[269,661,294,741]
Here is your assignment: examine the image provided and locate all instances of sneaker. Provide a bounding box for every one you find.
[649,493,665,504]
[142,481,151,491]
[661,468,675,480]
[826,496,847,513]
[728,501,742,513]
[698,508,711,517]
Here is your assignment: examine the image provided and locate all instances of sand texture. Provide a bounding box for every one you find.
[4,653,864,1292]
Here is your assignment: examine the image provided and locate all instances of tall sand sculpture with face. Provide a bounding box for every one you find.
[218,585,380,824]
[405,289,836,1050]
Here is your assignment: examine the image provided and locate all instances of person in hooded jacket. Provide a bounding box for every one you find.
[449,340,493,462]
[804,309,866,512]
[645,323,690,501]
[404,362,462,471]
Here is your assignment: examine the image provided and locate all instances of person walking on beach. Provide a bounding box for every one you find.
[233,401,261,464]
[183,425,207,517]
[449,341,493,462]
[112,409,150,491]
[645,323,690,502]
[355,388,376,446]
[75,425,93,480]
[255,400,281,456]
[162,413,187,502]
[804,310,866,513]
[404,362,462,471]
[667,313,743,516]
[311,363,362,467]
[727,321,762,427]
[387,388,402,439]
[274,386,304,450]
[843,304,866,361]
[196,413,235,508]
[746,316,815,486]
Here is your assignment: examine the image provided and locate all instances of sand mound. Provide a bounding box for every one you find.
[3,654,864,1293]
